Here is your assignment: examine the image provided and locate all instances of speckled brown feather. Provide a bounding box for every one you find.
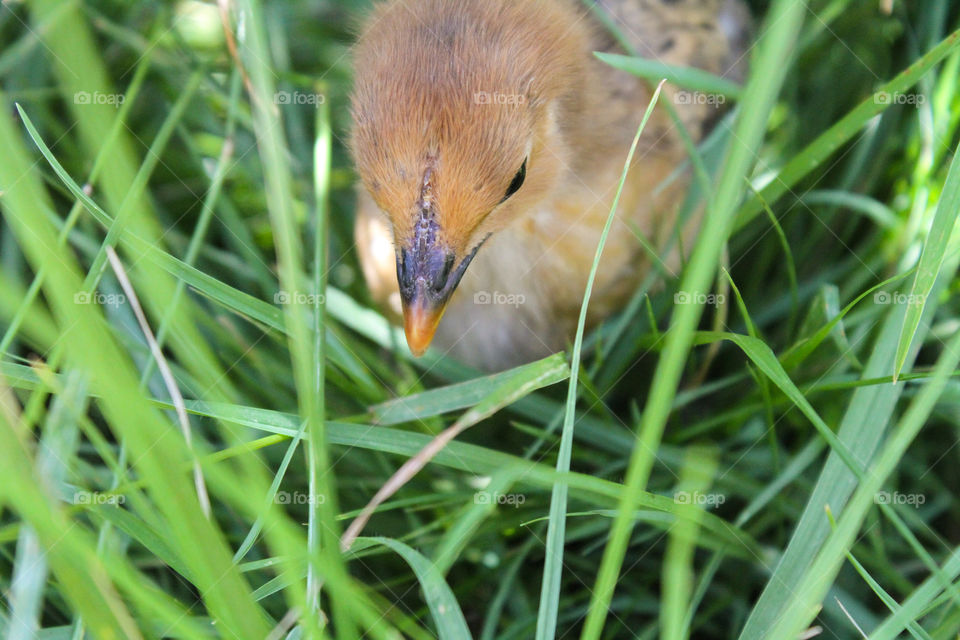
[352,0,751,370]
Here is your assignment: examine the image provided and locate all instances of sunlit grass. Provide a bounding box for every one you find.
[1,1,959,639]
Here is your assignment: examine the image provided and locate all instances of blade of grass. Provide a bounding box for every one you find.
[341,354,569,550]
[580,3,807,637]
[431,466,525,575]
[232,415,308,564]
[694,324,960,609]
[893,146,960,381]
[106,247,211,516]
[84,503,195,582]
[801,190,900,230]
[780,269,914,370]
[143,402,758,556]
[481,538,539,640]
[737,250,958,639]
[595,52,743,98]
[20,79,382,632]
[735,28,960,228]
[28,0,233,399]
[369,356,565,425]
[233,0,341,634]
[0,52,152,359]
[3,90,273,640]
[78,70,202,297]
[869,545,960,640]
[7,372,83,640]
[536,80,666,640]
[351,537,472,640]
[662,446,718,640]
[841,548,931,640]
[141,68,243,387]
[307,83,332,616]
[752,183,799,333]
[764,329,960,639]
[0,387,141,639]
[15,104,375,396]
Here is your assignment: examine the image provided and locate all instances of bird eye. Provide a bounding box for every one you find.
[501,158,527,203]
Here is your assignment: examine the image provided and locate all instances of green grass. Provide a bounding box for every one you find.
[1,1,959,639]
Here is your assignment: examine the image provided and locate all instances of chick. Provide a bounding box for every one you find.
[351,0,750,371]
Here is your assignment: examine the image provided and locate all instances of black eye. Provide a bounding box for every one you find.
[501,158,527,203]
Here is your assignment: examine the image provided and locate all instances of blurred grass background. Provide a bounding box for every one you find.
[1,0,959,638]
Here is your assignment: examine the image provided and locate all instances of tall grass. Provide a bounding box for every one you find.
[1,1,959,639]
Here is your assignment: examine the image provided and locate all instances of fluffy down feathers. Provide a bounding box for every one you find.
[351,0,750,371]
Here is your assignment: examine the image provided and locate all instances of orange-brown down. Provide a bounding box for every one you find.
[351,0,751,371]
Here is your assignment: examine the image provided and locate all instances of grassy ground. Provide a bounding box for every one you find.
[1,0,959,638]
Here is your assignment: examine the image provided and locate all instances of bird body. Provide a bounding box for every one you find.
[352,0,750,370]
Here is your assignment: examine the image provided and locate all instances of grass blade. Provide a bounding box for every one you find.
[233,0,344,634]
[736,28,960,227]
[737,251,959,639]
[369,353,567,425]
[536,80,665,640]
[595,52,743,98]
[662,446,718,640]
[580,3,807,637]
[352,537,472,639]
[764,329,960,639]
[342,353,569,550]
[893,147,960,381]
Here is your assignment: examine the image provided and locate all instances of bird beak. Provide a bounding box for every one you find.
[396,233,482,356]
[402,295,446,357]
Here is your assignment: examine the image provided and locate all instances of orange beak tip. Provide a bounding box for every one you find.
[402,305,444,357]
[408,342,430,358]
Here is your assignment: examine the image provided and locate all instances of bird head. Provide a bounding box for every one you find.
[350,0,590,356]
